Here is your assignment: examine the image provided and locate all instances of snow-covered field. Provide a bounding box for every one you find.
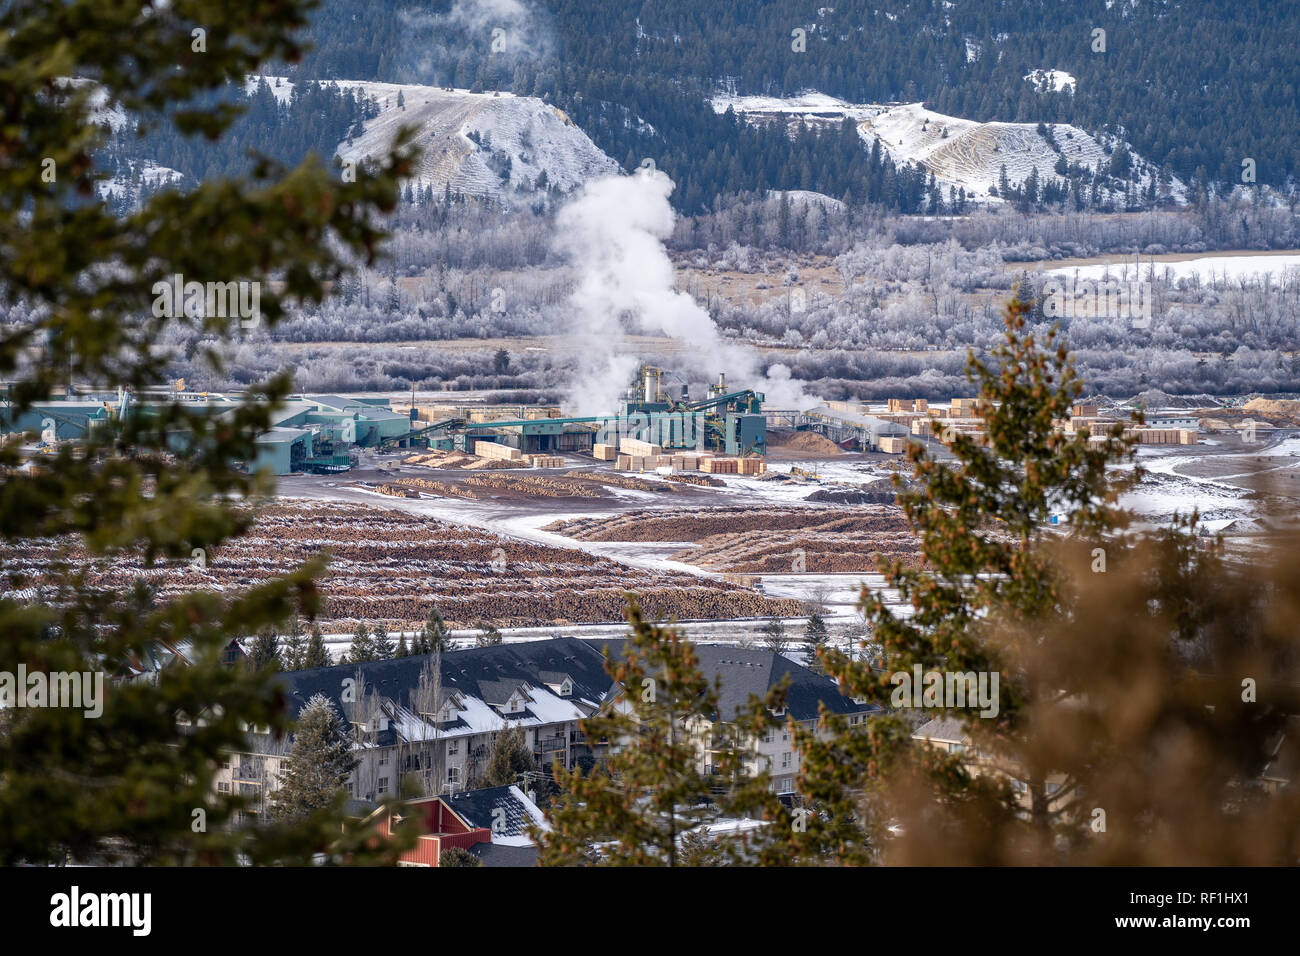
[1048,254,1300,285]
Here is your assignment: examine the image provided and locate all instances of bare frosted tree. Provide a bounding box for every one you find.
[410,651,446,796]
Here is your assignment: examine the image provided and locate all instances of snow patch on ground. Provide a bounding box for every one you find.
[1023,69,1077,94]
[1048,254,1300,285]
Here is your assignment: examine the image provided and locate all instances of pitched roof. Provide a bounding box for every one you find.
[268,637,613,746]
[467,842,538,867]
[588,639,877,722]
[443,784,549,846]
[912,716,969,745]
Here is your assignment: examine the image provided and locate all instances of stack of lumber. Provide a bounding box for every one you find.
[473,440,523,461]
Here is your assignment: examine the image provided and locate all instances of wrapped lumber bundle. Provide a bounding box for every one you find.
[473,440,523,461]
[592,443,618,461]
[620,438,663,457]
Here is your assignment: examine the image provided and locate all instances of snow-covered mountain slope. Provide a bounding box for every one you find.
[97,160,183,202]
[714,93,1185,205]
[250,77,619,204]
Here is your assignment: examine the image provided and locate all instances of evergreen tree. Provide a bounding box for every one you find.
[395,632,410,658]
[0,0,418,866]
[419,605,451,654]
[761,618,789,655]
[347,623,376,664]
[536,600,786,866]
[474,725,533,788]
[304,626,333,669]
[248,628,281,672]
[281,618,307,671]
[372,622,395,660]
[475,622,503,647]
[439,846,482,867]
[789,299,1300,864]
[270,695,358,821]
[803,611,829,672]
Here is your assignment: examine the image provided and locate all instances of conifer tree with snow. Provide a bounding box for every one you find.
[271,695,358,821]
[395,632,410,658]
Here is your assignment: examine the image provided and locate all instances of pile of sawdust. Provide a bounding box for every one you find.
[1243,398,1300,423]
[768,428,844,456]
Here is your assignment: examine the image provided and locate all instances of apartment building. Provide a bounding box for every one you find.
[218,637,877,816]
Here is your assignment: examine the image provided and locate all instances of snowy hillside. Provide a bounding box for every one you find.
[97,160,183,202]
[248,77,619,204]
[714,93,1185,205]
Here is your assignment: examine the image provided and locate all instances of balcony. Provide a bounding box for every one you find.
[535,736,566,753]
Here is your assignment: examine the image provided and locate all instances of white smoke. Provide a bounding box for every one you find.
[407,0,552,75]
[556,169,817,415]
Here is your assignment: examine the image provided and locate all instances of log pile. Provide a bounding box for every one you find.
[0,501,802,631]
[463,473,602,498]
[563,471,685,493]
[544,505,920,573]
[665,473,724,487]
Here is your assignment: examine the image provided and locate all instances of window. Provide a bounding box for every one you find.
[217,782,230,793]
[1046,782,1061,796]
[781,752,791,769]
[447,767,460,785]
[377,777,389,793]
[448,739,459,755]
[378,751,389,766]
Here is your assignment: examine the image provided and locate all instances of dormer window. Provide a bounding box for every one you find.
[560,679,572,697]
